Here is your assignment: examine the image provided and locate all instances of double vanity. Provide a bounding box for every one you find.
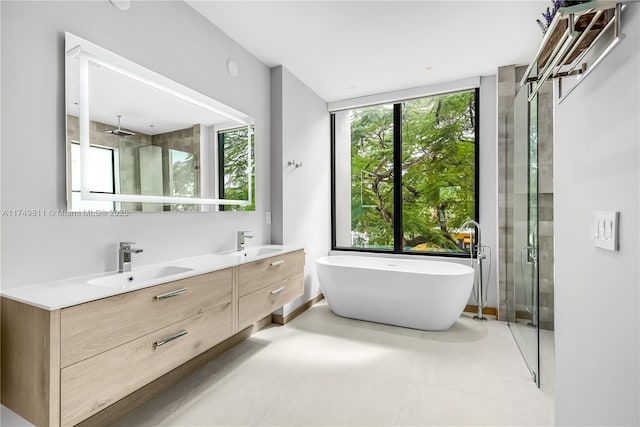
[0,31,306,427]
[1,245,305,427]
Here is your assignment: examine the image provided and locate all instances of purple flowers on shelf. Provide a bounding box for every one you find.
[536,0,563,34]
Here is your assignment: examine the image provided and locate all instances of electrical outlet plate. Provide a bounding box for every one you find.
[592,211,619,251]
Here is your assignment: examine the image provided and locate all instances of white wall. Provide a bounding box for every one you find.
[0,1,271,289]
[333,111,352,248]
[271,66,331,315]
[554,3,639,425]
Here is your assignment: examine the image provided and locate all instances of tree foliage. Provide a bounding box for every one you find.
[349,91,476,252]
[220,127,255,211]
[170,151,198,211]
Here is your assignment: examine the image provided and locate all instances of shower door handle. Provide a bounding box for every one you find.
[520,246,538,264]
[520,245,538,316]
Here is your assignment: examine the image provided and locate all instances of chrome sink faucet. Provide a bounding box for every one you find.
[119,241,143,273]
[236,231,254,251]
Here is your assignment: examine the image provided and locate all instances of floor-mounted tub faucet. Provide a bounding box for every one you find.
[236,231,254,251]
[119,241,143,273]
[461,220,482,258]
[460,220,488,322]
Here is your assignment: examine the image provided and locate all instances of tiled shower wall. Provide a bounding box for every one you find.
[537,80,554,331]
[497,65,516,324]
[498,65,554,330]
[66,115,200,212]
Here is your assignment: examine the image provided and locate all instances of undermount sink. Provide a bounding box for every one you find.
[227,247,282,258]
[88,265,193,288]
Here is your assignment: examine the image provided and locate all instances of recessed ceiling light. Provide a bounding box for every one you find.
[226,60,239,78]
[109,0,130,11]
[346,86,358,91]
[424,66,433,71]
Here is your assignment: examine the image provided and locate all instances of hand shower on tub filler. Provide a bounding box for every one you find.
[460,220,492,322]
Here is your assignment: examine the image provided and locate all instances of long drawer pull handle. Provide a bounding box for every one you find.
[270,260,285,267]
[154,288,188,301]
[271,286,286,295]
[154,330,188,348]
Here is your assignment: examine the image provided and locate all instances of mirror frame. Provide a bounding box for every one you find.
[66,32,254,208]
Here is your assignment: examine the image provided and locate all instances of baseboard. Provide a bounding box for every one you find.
[515,310,533,321]
[272,293,325,325]
[464,304,498,319]
[77,315,273,427]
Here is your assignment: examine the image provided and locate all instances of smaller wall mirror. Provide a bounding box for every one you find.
[65,32,255,212]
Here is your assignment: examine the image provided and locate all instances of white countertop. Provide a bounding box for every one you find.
[1,245,304,311]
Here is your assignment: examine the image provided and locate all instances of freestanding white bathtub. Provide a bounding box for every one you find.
[316,255,475,331]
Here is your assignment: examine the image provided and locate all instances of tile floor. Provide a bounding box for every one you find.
[511,319,556,396]
[112,302,554,426]
[0,405,33,427]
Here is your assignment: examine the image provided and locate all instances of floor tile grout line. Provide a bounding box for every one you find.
[395,344,422,426]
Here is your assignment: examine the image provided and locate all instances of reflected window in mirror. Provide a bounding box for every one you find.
[70,142,116,211]
[218,126,255,211]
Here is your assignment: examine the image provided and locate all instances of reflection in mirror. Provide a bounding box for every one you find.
[65,32,255,212]
[219,126,255,211]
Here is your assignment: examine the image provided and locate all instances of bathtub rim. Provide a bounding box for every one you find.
[316,254,474,277]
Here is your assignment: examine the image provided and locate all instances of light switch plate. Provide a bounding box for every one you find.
[592,211,619,251]
[265,211,272,225]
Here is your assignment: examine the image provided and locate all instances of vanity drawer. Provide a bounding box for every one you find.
[60,268,232,367]
[238,273,304,330]
[60,303,232,427]
[238,250,304,296]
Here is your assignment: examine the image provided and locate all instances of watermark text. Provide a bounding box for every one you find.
[1,209,129,217]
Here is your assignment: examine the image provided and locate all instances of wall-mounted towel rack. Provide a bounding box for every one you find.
[521,1,623,103]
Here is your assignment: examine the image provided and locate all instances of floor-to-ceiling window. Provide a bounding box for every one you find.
[331,88,479,256]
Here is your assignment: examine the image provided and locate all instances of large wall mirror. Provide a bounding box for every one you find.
[65,32,255,212]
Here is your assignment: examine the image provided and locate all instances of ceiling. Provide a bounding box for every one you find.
[186,1,545,103]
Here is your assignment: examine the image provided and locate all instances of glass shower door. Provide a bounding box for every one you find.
[508,87,540,386]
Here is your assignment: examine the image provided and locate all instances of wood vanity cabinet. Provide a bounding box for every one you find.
[238,250,305,330]
[59,269,233,426]
[60,271,233,368]
[1,250,305,427]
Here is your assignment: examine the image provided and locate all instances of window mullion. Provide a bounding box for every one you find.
[330,114,337,249]
[393,103,403,253]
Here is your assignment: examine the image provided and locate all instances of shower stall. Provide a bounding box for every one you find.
[500,66,554,390]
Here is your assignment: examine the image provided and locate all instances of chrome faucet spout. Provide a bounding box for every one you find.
[236,231,254,251]
[460,219,481,253]
[119,241,143,273]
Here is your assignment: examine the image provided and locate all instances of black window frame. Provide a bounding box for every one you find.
[330,87,480,258]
